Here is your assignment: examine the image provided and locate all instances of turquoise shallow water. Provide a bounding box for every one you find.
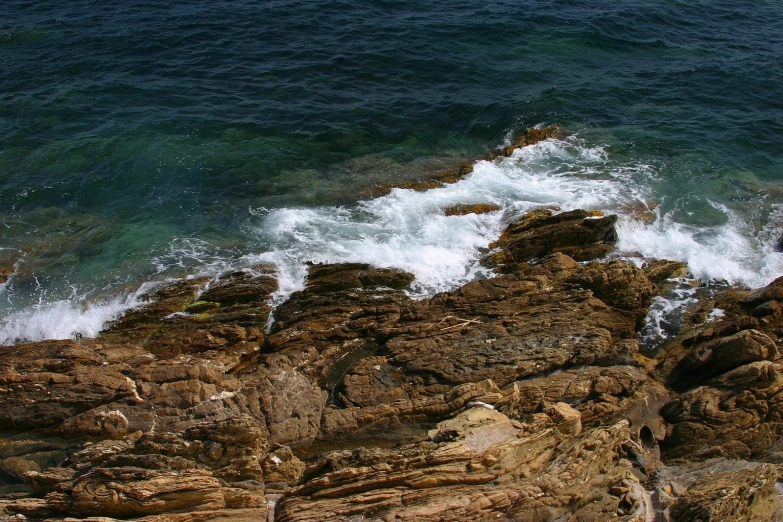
[1,0,782,344]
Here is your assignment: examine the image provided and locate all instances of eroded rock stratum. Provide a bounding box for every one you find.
[3,136,783,521]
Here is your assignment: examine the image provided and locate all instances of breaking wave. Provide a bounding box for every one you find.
[2,134,781,344]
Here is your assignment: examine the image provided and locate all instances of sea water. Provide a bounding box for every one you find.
[1,0,782,345]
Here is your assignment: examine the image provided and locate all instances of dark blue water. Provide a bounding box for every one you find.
[1,0,782,343]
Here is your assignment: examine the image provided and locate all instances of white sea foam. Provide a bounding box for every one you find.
[248,137,634,301]
[639,279,700,348]
[3,134,783,345]
[0,282,155,346]
[152,237,242,276]
[621,201,783,348]
[617,204,783,288]
[243,136,783,342]
[706,308,726,322]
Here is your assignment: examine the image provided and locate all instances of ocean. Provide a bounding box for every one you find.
[1,0,782,345]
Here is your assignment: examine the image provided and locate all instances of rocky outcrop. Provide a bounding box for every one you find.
[0,266,282,519]
[277,409,646,521]
[0,205,669,520]
[485,208,619,266]
[490,124,566,158]
[661,461,783,522]
[3,159,783,518]
[642,259,689,285]
[645,275,783,464]
[307,251,655,449]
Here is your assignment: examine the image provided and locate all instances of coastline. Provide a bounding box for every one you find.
[3,2,783,517]
[3,123,781,348]
[2,136,783,519]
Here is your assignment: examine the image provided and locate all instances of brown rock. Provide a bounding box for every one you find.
[103,265,277,348]
[277,417,639,521]
[676,329,778,383]
[488,208,618,265]
[196,266,278,307]
[358,163,473,197]
[0,266,13,287]
[750,299,782,319]
[258,368,326,446]
[0,250,17,287]
[263,446,306,491]
[572,260,657,326]
[618,199,659,224]
[0,339,147,432]
[304,263,414,293]
[0,267,283,519]
[101,276,212,337]
[644,273,783,462]
[660,360,783,460]
[546,402,582,436]
[426,406,521,450]
[312,254,647,444]
[499,365,647,429]
[0,456,41,481]
[491,124,566,158]
[263,264,415,397]
[48,467,265,518]
[741,275,783,306]
[443,204,501,216]
[8,204,781,521]
[670,463,783,521]
[2,497,60,518]
[26,466,77,495]
[379,260,639,389]
[642,259,689,285]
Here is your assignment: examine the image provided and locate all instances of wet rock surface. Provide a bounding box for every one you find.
[484,208,619,267]
[0,268,11,287]
[442,203,501,216]
[356,125,564,198]
[3,140,783,520]
[0,253,16,287]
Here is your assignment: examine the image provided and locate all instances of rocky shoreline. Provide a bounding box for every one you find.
[3,135,783,521]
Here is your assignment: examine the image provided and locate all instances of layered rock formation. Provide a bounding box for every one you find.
[3,135,783,521]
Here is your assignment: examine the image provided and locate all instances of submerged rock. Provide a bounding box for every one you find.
[359,125,564,198]
[0,251,17,287]
[619,199,659,224]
